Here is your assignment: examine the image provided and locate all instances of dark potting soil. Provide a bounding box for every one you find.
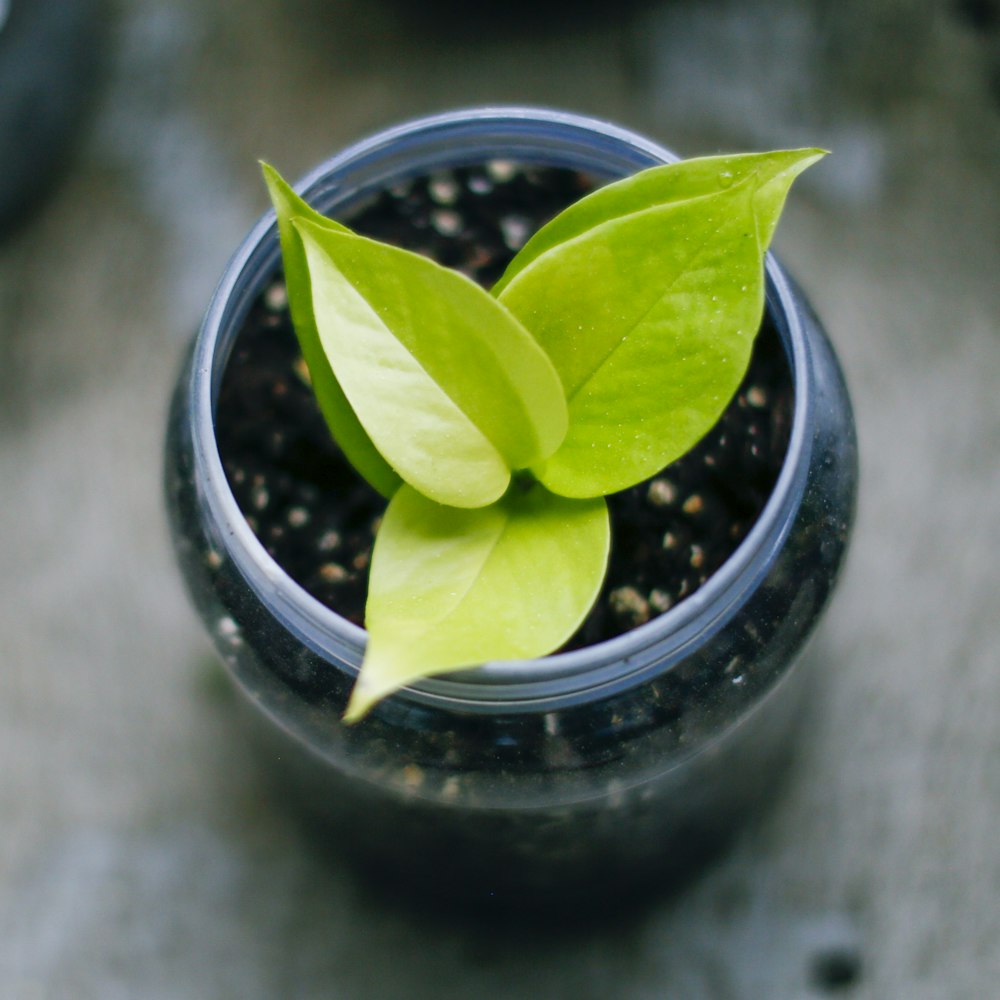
[215,162,792,652]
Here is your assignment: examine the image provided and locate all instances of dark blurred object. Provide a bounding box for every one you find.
[0,0,107,239]
[955,0,1000,30]
[293,0,657,44]
[383,0,644,24]
[953,0,1000,106]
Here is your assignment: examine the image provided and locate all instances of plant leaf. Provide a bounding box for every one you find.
[345,483,610,721]
[492,149,826,295]
[262,163,401,498]
[498,155,818,498]
[294,217,568,509]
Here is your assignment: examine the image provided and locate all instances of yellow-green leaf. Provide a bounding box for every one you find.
[492,149,825,295]
[294,218,567,508]
[497,150,822,498]
[345,483,610,721]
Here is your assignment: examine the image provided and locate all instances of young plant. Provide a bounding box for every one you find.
[262,148,824,720]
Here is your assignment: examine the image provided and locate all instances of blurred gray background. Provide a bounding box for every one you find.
[1,0,998,997]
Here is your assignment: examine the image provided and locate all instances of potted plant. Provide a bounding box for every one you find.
[165,107,857,913]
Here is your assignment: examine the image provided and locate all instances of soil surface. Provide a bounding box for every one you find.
[215,163,792,648]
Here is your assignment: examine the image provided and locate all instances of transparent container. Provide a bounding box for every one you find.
[165,108,857,914]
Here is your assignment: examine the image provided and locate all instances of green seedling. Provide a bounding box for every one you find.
[262,148,824,720]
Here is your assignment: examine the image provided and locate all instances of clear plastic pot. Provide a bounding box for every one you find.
[165,108,857,913]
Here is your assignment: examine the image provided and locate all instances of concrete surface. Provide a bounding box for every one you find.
[1,0,998,997]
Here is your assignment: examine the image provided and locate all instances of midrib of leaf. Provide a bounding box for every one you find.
[398,511,510,632]
[409,286,551,469]
[562,185,754,406]
[306,226,564,475]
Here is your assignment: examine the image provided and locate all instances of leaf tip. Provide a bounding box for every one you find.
[783,148,829,179]
[342,643,413,723]
[261,162,304,228]
[260,160,285,197]
[343,683,376,724]
[802,147,830,167]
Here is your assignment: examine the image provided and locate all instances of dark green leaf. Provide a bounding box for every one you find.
[263,164,402,498]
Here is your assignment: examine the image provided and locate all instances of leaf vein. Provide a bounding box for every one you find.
[566,207,738,405]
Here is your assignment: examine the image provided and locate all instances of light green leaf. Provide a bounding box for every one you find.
[262,163,401,499]
[345,483,610,721]
[498,155,819,498]
[294,218,568,509]
[492,149,825,295]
